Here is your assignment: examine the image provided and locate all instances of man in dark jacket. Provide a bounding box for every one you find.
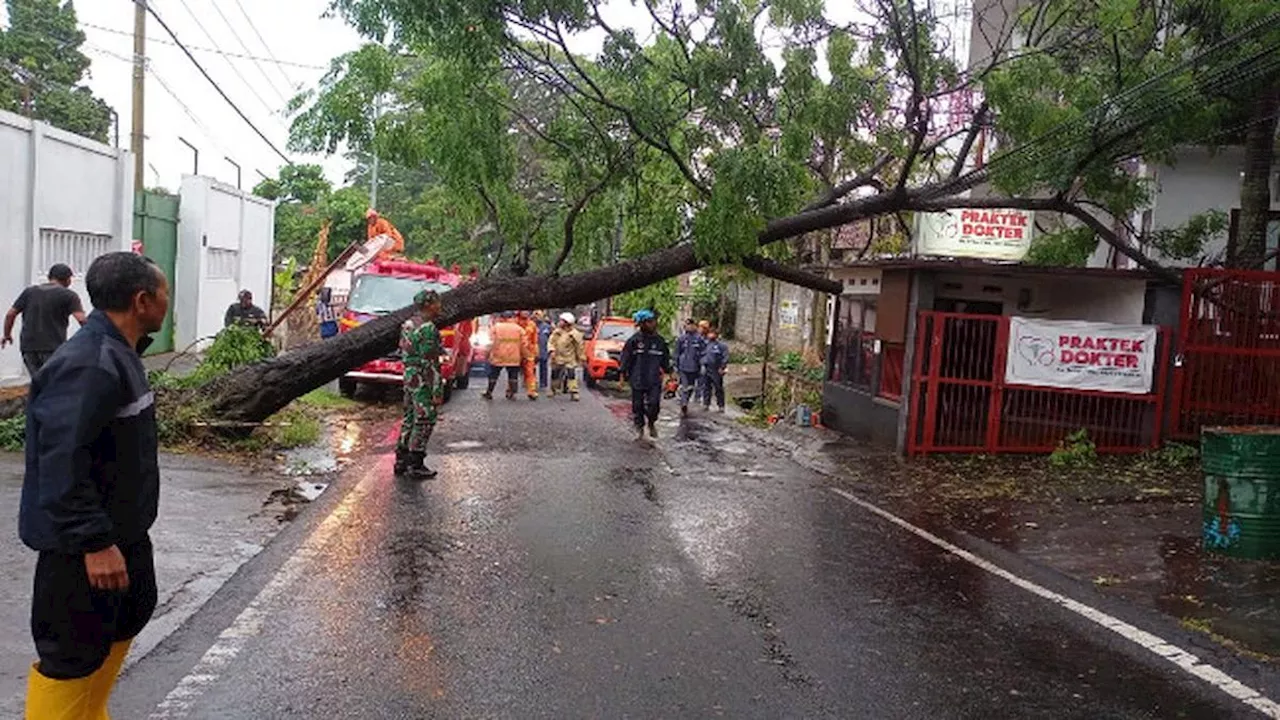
[619,309,672,441]
[674,318,706,417]
[701,329,730,412]
[20,252,169,717]
[224,289,266,328]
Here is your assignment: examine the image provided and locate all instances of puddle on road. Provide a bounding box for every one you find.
[608,467,659,504]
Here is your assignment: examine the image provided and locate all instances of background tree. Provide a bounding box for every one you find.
[0,0,113,142]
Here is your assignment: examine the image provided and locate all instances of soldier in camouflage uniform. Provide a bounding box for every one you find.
[395,289,446,480]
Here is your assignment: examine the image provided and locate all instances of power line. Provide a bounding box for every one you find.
[228,0,298,91]
[171,0,284,122]
[136,0,292,164]
[207,0,290,104]
[83,43,233,159]
[79,21,327,71]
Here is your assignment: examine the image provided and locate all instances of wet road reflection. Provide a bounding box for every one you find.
[130,391,1263,719]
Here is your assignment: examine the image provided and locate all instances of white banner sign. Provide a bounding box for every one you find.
[1005,317,1158,394]
[917,208,1034,261]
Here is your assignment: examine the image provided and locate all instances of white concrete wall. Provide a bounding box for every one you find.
[0,110,132,385]
[1147,146,1280,264]
[175,176,276,350]
[934,272,1147,324]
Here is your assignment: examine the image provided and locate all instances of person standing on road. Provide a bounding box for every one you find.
[701,329,730,413]
[3,263,87,377]
[20,252,169,718]
[674,318,706,417]
[534,310,553,390]
[516,311,539,400]
[695,319,712,403]
[482,312,528,401]
[548,312,586,400]
[316,287,340,340]
[224,290,267,329]
[619,309,672,441]
[394,290,446,481]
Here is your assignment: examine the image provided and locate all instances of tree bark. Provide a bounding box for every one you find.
[741,256,842,294]
[1232,83,1280,268]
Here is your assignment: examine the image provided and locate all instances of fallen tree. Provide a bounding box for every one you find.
[203,0,1280,423]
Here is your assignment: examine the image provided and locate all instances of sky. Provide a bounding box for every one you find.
[27,0,364,191]
[2,0,970,196]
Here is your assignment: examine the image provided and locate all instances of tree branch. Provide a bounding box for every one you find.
[741,256,842,294]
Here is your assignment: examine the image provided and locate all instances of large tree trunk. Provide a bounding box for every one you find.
[1232,83,1280,268]
[206,191,912,423]
[207,244,843,422]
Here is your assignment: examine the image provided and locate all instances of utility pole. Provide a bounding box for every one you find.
[131,0,147,191]
[369,94,382,209]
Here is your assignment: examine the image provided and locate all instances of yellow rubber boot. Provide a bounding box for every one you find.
[24,663,95,719]
[88,641,132,719]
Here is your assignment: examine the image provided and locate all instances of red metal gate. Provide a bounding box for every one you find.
[1172,269,1280,438]
[908,311,1170,455]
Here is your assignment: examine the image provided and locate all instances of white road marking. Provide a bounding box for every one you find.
[828,486,1280,718]
[149,475,377,718]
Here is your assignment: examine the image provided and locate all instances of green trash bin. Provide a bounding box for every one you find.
[1202,426,1280,560]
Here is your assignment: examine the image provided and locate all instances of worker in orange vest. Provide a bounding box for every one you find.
[366,209,405,258]
[481,312,528,400]
[516,311,539,400]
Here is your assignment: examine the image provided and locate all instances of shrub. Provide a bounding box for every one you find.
[1049,429,1097,469]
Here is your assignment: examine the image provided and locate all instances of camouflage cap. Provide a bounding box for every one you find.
[414,289,440,308]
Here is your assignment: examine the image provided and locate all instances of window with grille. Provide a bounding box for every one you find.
[207,248,240,280]
[38,229,114,277]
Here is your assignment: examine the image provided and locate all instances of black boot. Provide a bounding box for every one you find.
[482,379,496,400]
[406,452,438,480]
[393,448,410,476]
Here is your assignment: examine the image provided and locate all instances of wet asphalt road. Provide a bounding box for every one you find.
[114,388,1268,719]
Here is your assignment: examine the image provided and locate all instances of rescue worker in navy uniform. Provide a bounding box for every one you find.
[619,309,672,441]
[394,289,446,480]
[674,318,707,417]
[701,328,730,412]
[20,252,169,717]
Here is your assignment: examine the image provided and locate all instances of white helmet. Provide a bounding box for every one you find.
[559,312,575,324]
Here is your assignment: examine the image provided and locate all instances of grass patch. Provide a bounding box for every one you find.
[0,415,23,452]
[271,410,323,449]
[298,388,358,410]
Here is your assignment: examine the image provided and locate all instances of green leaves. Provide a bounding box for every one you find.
[0,0,114,142]
[693,144,808,263]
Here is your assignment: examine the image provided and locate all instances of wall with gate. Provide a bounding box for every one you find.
[175,176,276,351]
[907,312,1170,454]
[0,110,133,385]
[1172,269,1280,437]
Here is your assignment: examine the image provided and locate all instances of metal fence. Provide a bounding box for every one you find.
[1172,269,1280,438]
[908,311,1170,455]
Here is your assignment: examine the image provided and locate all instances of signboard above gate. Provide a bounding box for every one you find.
[916,208,1034,261]
[1005,317,1157,394]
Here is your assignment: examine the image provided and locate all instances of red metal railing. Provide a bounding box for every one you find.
[878,342,906,402]
[1172,269,1280,438]
[908,311,1170,455]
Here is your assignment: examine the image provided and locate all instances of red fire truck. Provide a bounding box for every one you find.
[335,258,475,399]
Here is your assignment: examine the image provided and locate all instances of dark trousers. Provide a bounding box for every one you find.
[702,372,726,408]
[537,357,549,388]
[32,536,157,679]
[487,365,522,381]
[22,351,54,377]
[631,385,662,428]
